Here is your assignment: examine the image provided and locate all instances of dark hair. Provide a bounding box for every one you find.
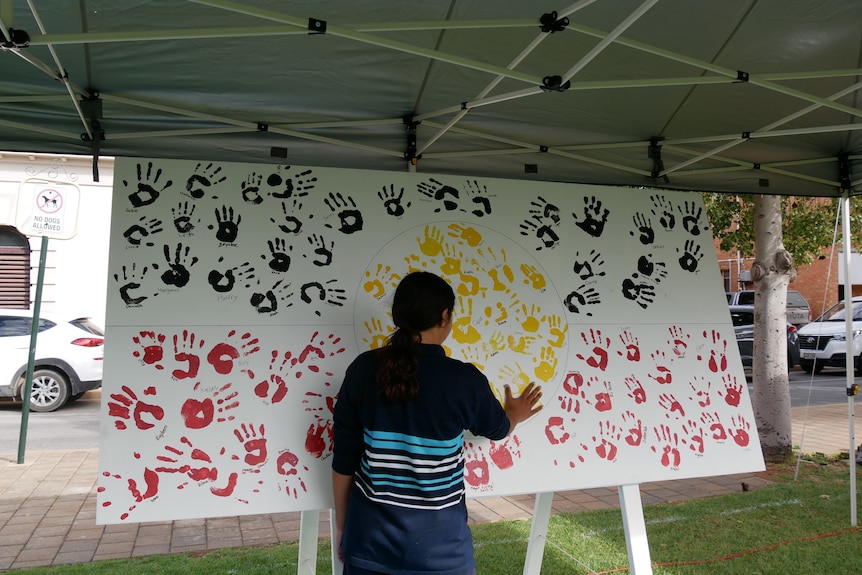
[377,271,455,402]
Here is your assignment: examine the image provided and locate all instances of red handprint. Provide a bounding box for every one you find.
[718,374,743,407]
[108,385,164,431]
[730,415,751,447]
[155,437,219,483]
[652,424,681,468]
[489,435,522,470]
[305,417,334,459]
[544,416,571,445]
[649,351,672,385]
[207,329,261,375]
[172,329,205,380]
[180,383,239,429]
[100,466,160,521]
[688,376,711,408]
[593,421,621,461]
[658,392,685,418]
[700,411,728,441]
[622,411,644,446]
[276,450,309,499]
[131,331,166,369]
[234,423,268,466]
[701,329,728,373]
[617,330,641,362]
[576,328,610,371]
[625,376,647,404]
[464,442,491,489]
[682,420,705,454]
[667,325,690,358]
[254,349,292,404]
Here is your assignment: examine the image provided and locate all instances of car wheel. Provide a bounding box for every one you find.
[27,368,70,412]
[799,359,823,374]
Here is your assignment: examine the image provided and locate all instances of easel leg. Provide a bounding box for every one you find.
[330,508,343,575]
[619,484,653,575]
[298,510,320,575]
[523,492,554,575]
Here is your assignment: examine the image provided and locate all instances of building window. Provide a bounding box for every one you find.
[0,226,31,308]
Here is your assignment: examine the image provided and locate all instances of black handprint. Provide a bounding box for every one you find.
[324,192,363,234]
[250,279,292,314]
[186,162,226,199]
[519,217,559,250]
[462,180,492,217]
[126,162,172,208]
[240,173,264,205]
[573,196,610,238]
[305,234,334,267]
[267,168,316,199]
[208,258,256,293]
[263,238,292,272]
[636,255,668,283]
[300,279,347,317]
[377,184,410,217]
[417,178,459,212]
[529,196,561,224]
[270,200,304,235]
[211,205,242,243]
[650,195,676,231]
[573,250,606,280]
[171,202,199,234]
[630,212,655,245]
[564,285,601,316]
[622,278,656,309]
[113,263,153,306]
[156,243,198,288]
[680,201,704,236]
[123,217,163,246]
[677,240,704,273]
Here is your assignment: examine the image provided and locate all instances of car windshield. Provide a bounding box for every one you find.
[730,311,754,327]
[817,301,862,322]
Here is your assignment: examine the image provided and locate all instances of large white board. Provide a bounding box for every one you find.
[97,157,764,524]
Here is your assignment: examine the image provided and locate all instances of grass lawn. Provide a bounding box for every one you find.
[7,457,861,574]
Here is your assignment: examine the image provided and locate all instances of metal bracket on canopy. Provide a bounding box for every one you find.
[308,18,326,35]
[540,75,571,92]
[539,11,569,33]
[648,137,669,183]
[736,70,750,83]
[839,152,852,191]
[0,27,29,49]
[80,93,105,181]
[403,117,421,164]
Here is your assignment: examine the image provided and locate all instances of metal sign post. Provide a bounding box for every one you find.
[14,178,80,463]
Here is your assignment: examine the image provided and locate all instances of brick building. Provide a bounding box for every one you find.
[716,240,861,321]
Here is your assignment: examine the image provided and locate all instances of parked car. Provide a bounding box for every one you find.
[797,297,862,375]
[727,290,812,326]
[0,308,104,412]
[728,304,800,376]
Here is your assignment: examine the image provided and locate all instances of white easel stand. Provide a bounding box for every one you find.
[523,487,653,575]
[298,510,321,575]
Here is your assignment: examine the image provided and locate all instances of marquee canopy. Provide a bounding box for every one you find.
[1,0,860,196]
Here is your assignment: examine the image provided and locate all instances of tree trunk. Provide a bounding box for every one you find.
[750,194,795,461]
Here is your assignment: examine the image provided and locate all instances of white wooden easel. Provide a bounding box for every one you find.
[298,486,653,575]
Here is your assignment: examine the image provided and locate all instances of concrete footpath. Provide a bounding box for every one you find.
[1,402,859,571]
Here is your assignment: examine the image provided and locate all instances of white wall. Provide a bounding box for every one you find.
[0,152,113,327]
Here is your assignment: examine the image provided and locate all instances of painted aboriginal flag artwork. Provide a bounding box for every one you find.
[97,157,763,524]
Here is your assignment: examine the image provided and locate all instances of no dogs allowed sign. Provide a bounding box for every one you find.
[16,178,81,239]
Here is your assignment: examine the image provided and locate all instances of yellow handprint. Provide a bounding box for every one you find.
[363,264,400,299]
[518,303,542,333]
[479,247,514,291]
[403,253,426,273]
[545,314,568,348]
[507,334,536,354]
[447,223,483,247]
[440,243,462,277]
[363,317,389,350]
[482,331,506,355]
[533,346,558,383]
[456,273,483,297]
[498,362,532,393]
[520,263,546,291]
[418,225,445,257]
[460,345,487,371]
[451,296,481,344]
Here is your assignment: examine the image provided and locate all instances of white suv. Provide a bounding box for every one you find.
[797,297,862,375]
[0,308,104,412]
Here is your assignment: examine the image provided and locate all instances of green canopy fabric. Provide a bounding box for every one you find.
[1,0,860,196]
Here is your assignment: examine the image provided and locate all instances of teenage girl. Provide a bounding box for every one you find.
[332,270,543,575]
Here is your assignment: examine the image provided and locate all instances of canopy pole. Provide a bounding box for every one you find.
[17,235,49,464]
[840,189,857,527]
